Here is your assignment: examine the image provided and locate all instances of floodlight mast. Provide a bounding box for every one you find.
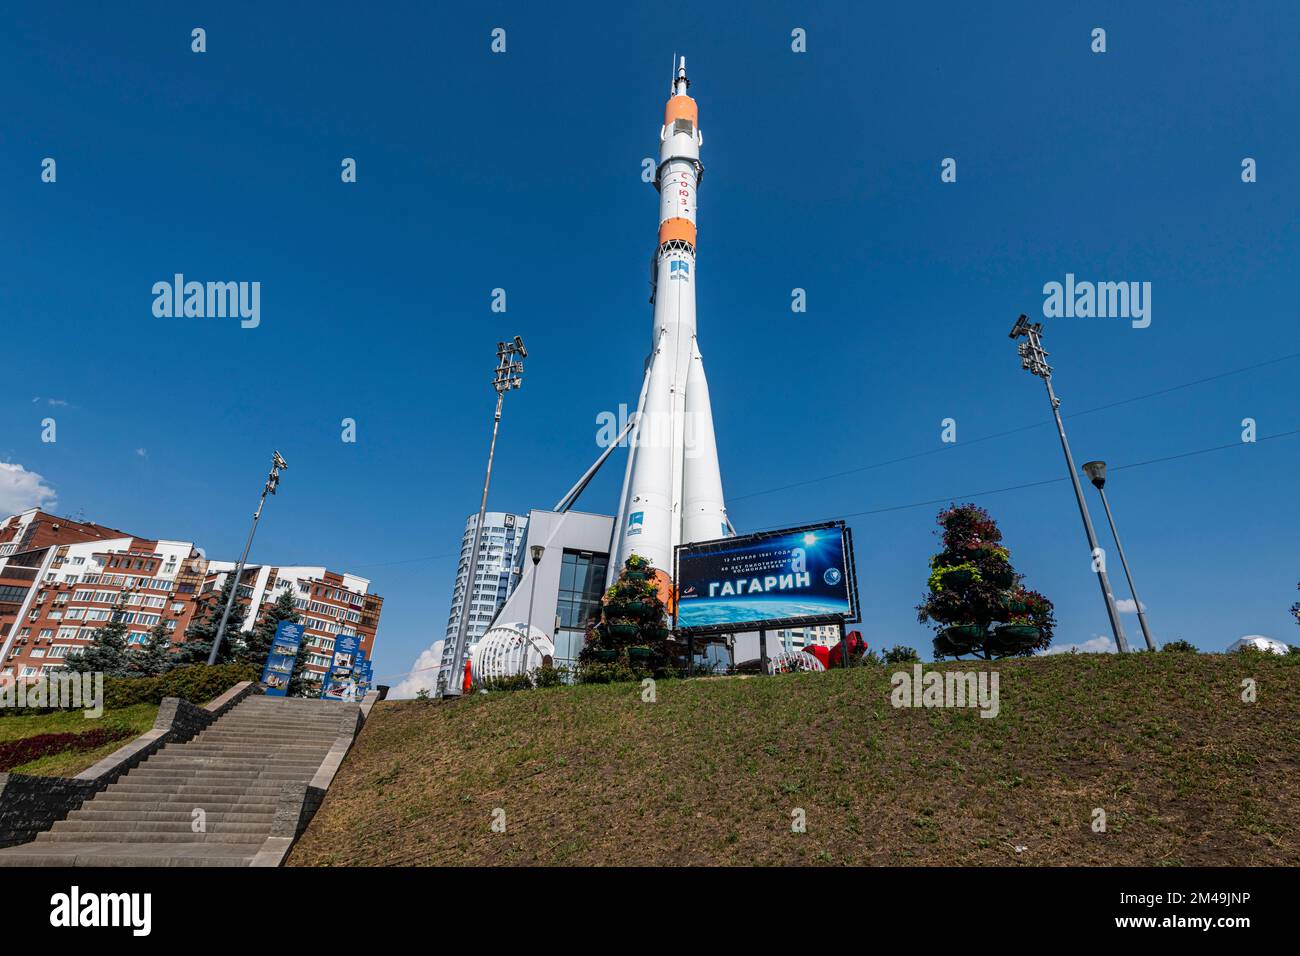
[1009,316,1131,653]
[437,338,527,696]
[206,451,288,666]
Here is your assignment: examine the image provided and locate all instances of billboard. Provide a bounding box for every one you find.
[673,521,859,634]
[260,620,305,697]
[321,634,362,701]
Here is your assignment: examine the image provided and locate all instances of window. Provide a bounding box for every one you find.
[49,645,72,658]
[0,584,30,603]
[555,550,609,630]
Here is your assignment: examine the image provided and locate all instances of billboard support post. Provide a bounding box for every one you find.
[838,620,848,669]
[758,629,768,675]
[686,634,694,676]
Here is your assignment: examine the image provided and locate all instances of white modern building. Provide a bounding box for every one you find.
[773,625,843,654]
[438,512,529,676]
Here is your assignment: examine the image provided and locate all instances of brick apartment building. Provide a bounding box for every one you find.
[195,562,382,686]
[0,507,383,689]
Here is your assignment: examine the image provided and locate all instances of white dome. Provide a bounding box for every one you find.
[1226,636,1289,656]
[471,622,555,682]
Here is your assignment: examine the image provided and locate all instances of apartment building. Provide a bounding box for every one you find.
[198,563,382,688]
[0,508,383,686]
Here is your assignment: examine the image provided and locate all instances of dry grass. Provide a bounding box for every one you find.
[288,653,1298,866]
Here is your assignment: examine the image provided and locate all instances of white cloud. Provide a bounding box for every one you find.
[135,448,148,458]
[1041,635,1117,655]
[389,640,445,699]
[1114,598,1146,613]
[0,462,57,515]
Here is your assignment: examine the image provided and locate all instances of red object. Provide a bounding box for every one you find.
[804,643,832,668]
[816,630,866,668]
[463,657,473,693]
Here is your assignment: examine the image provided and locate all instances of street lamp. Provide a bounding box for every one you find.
[437,338,527,696]
[1081,461,1156,651]
[525,544,545,652]
[207,451,287,665]
[1009,316,1130,652]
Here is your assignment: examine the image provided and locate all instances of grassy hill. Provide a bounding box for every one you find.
[288,653,1298,866]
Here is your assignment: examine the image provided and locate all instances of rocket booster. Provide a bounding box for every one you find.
[612,58,730,579]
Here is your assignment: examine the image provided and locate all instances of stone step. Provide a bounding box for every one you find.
[140,754,320,766]
[161,745,331,756]
[105,785,289,801]
[67,808,275,824]
[125,768,313,781]
[0,842,262,867]
[89,795,281,811]
[204,723,340,728]
[36,830,269,845]
[50,819,271,836]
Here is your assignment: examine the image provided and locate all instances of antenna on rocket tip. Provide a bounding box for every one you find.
[674,53,689,92]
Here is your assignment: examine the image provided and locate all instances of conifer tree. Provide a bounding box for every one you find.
[131,623,177,677]
[242,589,301,676]
[63,599,135,677]
[176,578,246,665]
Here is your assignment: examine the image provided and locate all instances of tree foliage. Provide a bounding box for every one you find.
[916,504,1055,659]
[578,554,672,680]
[176,578,246,666]
[62,599,135,677]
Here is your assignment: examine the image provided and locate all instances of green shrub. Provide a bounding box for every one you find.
[577,661,638,685]
[475,673,534,693]
[102,663,258,709]
[0,663,255,718]
[882,645,921,664]
[531,665,571,688]
[475,665,574,693]
[1160,639,1199,653]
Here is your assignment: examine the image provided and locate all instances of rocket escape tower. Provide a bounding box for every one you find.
[608,56,732,584]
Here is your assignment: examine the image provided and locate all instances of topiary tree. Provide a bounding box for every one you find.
[916,503,1055,659]
[578,554,671,681]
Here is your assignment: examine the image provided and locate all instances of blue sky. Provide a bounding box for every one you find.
[2,1,1297,684]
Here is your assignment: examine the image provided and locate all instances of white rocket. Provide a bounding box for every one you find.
[610,58,731,581]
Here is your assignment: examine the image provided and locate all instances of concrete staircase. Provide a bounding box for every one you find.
[0,695,359,866]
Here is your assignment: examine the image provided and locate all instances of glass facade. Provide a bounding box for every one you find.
[552,549,608,667]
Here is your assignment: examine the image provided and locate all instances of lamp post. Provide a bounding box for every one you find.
[1009,316,1130,652]
[525,544,544,651]
[207,452,287,666]
[1082,461,1156,651]
[438,338,527,696]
